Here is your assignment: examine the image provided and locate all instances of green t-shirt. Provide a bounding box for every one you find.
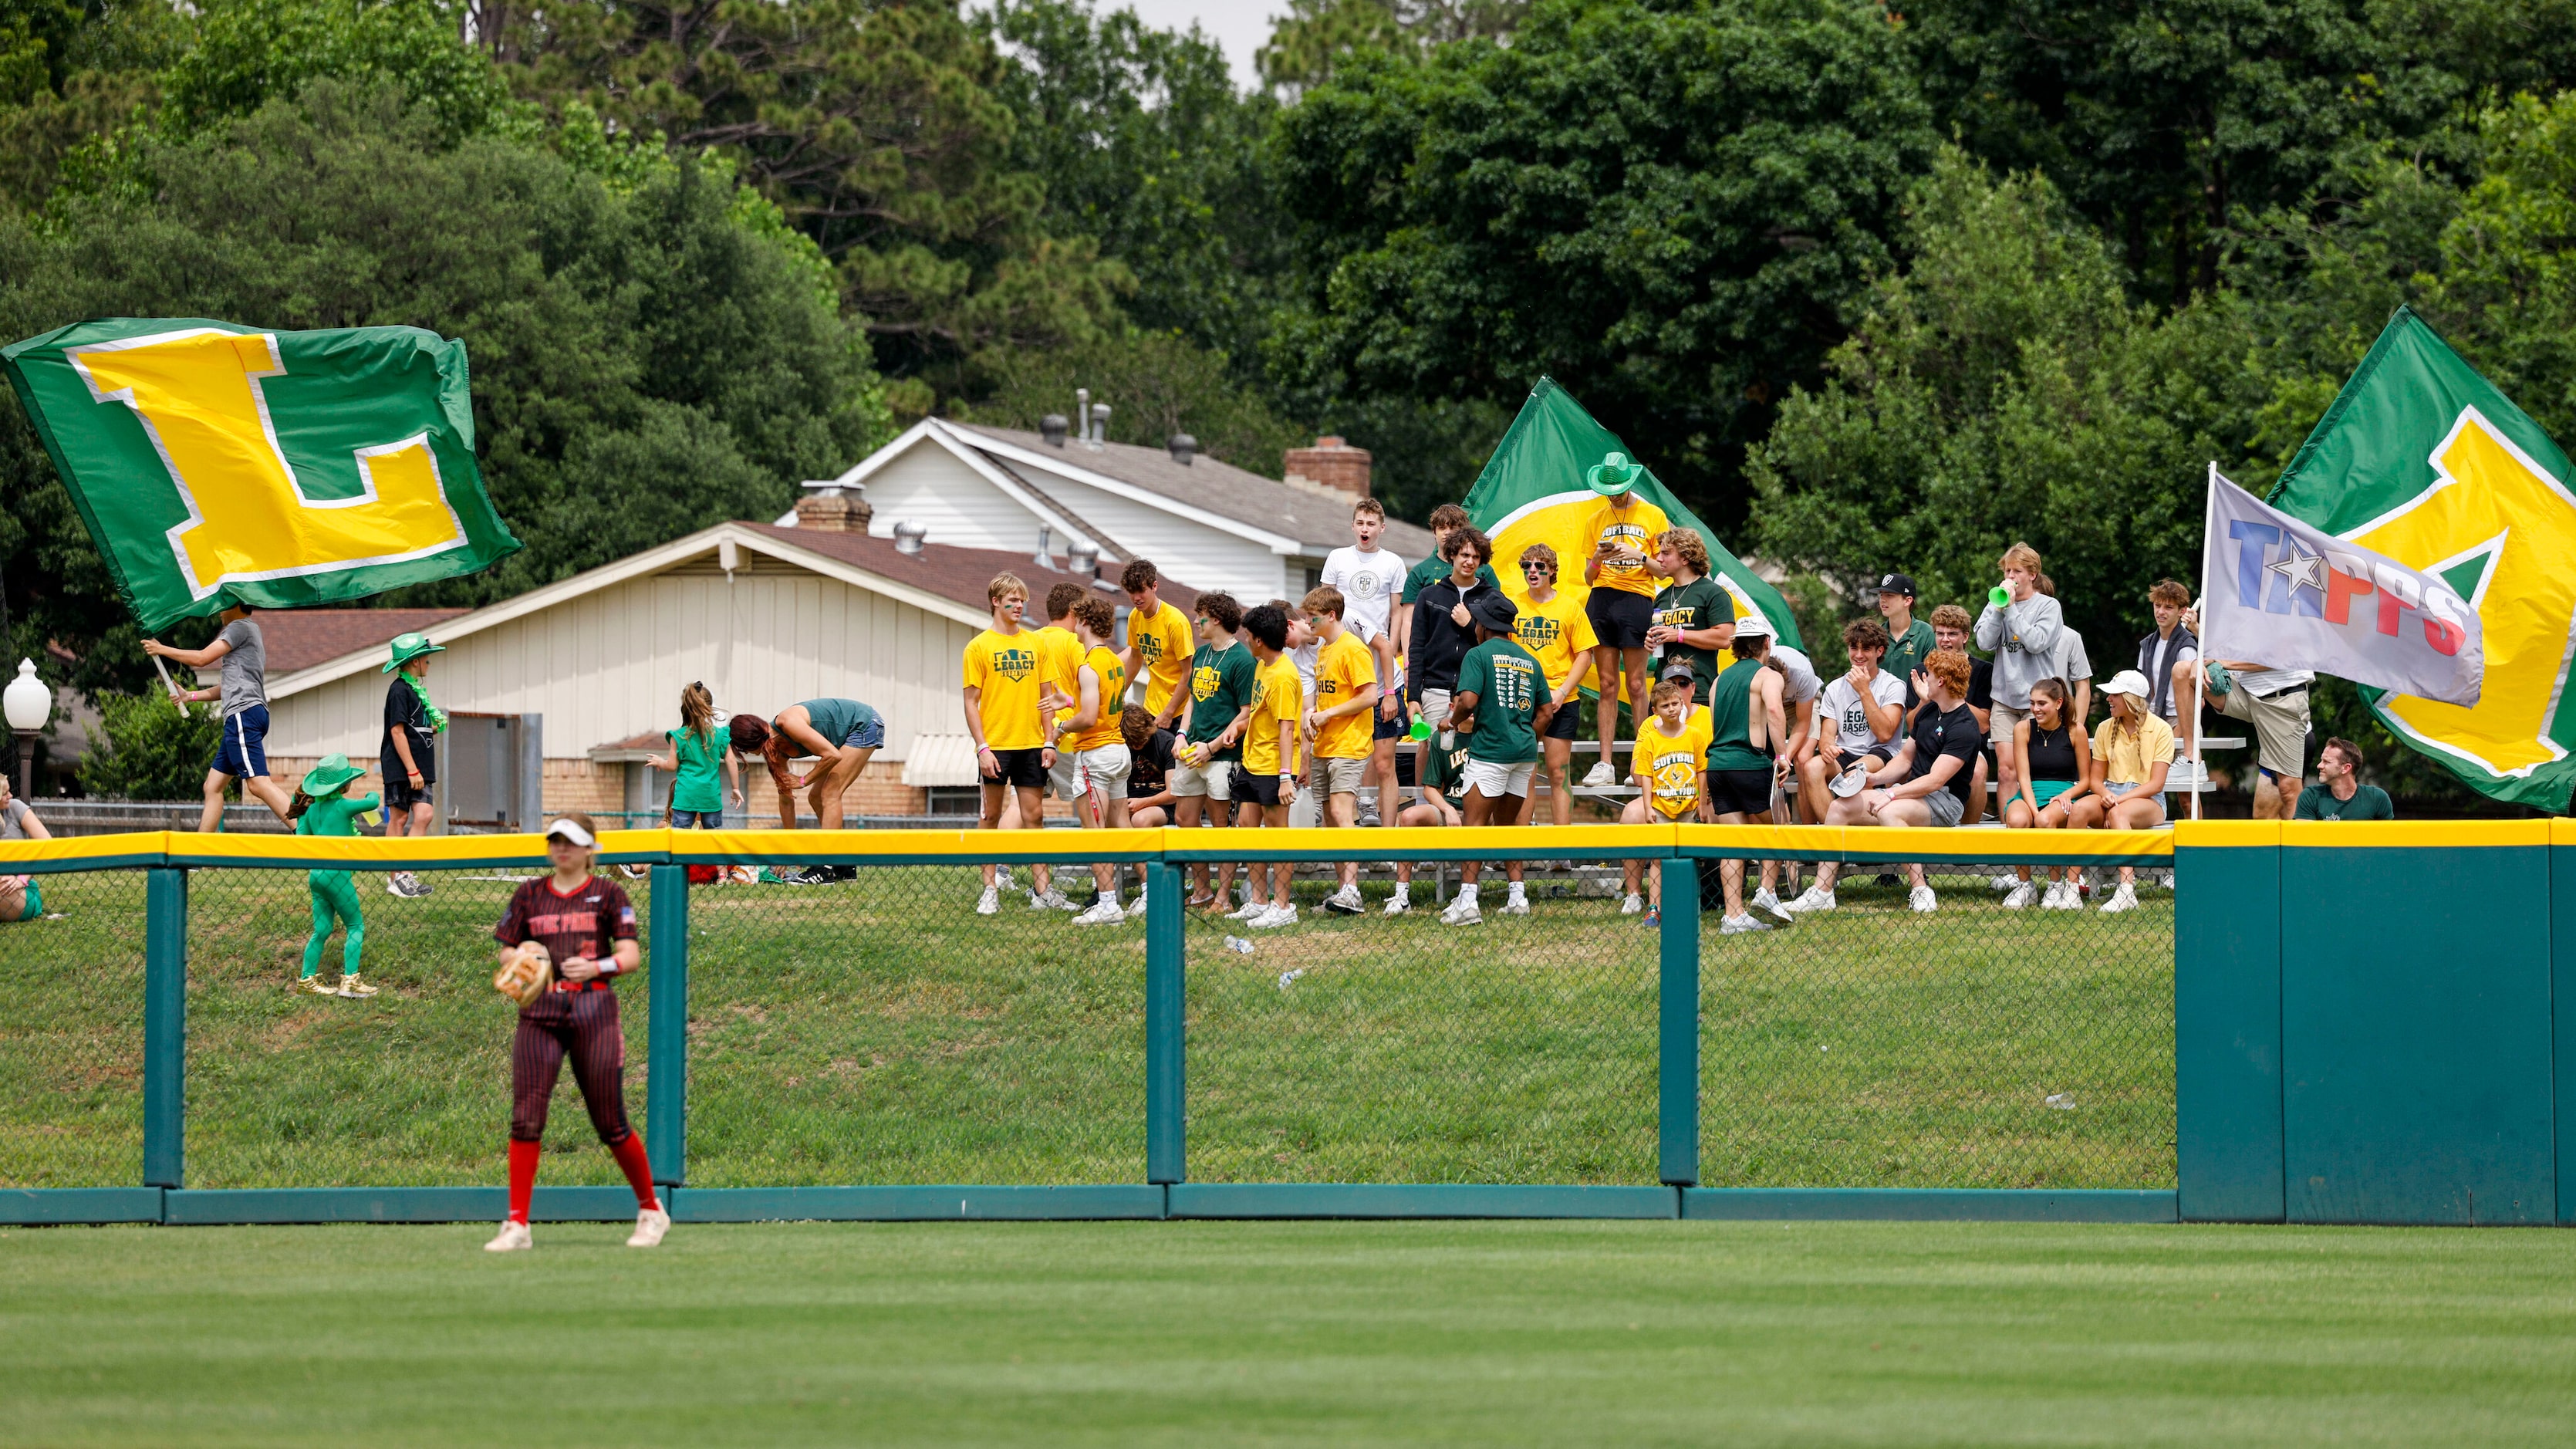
[667,725,724,812]
[295,791,380,841]
[1652,575,1732,693]
[1184,642,1258,760]
[1454,638,1542,764]
[1704,656,1774,772]
[2295,783,2395,820]
[1883,617,1937,707]
[1403,554,1501,603]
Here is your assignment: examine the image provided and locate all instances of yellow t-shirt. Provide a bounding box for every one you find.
[1129,601,1194,717]
[1240,654,1305,777]
[1073,645,1128,752]
[1642,706,1716,819]
[2092,711,2179,787]
[1510,589,1599,693]
[1038,625,1084,736]
[963,628,1045,750]
[1312,630,1379,761]
[1581,496,1673,597]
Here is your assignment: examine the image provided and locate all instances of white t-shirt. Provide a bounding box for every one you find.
[1769,644,1821,706]
[1321,546,1406,638]
[1819,670,1907,754]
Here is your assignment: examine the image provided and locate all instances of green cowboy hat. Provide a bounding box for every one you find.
[1585,451,1644,496]
[302,753,364,797]
[381,632,446,673]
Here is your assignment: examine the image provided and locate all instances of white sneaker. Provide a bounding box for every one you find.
[1225,897,1266,920]
[1751,887,1795,923]
[1498,891,1529,917]
[1124,890,1150,919]
[1035,889,1078,911]
[1990,874,2018,893]
[1383,891,1411,916]
[1582,761,1617,787]
[1909,885,1937,913]
[976,887,1000,917]
[1322,885,1364,915]
[2099,883,2139,914]
[1719,914,1772,934]
[483,1220,532,1253]
[1440,893,1481,926]
[2042,881,2081,910]
[2003,882,2036,910]
[626,1206,670,1248]
[1620,893,1644,916]
[1072,897,1126,925]
[1780,886,1837,916]
[1251,904,1298,929]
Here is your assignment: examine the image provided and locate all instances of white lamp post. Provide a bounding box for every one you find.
[3,659,49,798]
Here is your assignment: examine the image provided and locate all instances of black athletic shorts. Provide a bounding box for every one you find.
[1234,771,1288,808]
[983,746,1047,789]
[383,768,436,812]
[1542,700,1579,740]
[1373,705,1406,741]
[1706,766,1775,817]
[1585,588,1656,650]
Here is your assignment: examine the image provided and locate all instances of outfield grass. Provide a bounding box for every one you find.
[5,1218,2573,1445]
[0,859,2173,1191]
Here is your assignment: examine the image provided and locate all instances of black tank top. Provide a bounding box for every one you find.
[2023,721,2081,782]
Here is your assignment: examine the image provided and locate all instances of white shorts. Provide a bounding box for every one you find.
[1069,742,1131,802]
[1170,758,1232,801]
[1459,757,1537,799]
[1048,746,1082,800]
[1317,756,1369,796]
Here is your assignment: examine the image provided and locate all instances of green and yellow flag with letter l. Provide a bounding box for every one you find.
[4,318,519,631]
[1466,377,1801,650]
[2270,306,2576,809]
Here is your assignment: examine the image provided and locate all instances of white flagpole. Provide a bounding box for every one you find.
[2191,464,2218,822]
[147,651,190,718]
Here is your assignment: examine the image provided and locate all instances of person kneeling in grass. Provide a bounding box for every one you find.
[1442,591,1546,927]
[2064,670,2172,914]
[1782,647,1980,917]
[1303,586,1381,915]
[484,814,667,1254]
[1621,670,1714,927]
[1227,604,1305,929]
[2000,677,2092,910]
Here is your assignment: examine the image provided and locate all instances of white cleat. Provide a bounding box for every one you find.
[2099,883,2139,914]
[2002,882,2036,910]
[1251,904,1298,929]
[1619,893,1644,916]
[626,1206,670,1248]
[1909,885,1937,913]
[1072,897,1126,925]
[1718,914,1772,934]
[976,887,1001,917]
[1383,892,1411,917]
[1440,895,1482,926]
[483,1220,532,1253]
[1581,761,1617,787]
[1779,886,1837,916]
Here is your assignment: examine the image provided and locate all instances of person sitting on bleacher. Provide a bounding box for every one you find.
[2065,670,2173,914]
[1782,647,1983,917]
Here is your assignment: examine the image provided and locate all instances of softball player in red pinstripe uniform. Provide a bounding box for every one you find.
[484,813,670,1251]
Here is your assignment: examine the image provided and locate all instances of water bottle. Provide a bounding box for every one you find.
[1223,936,1255,955]
[2045,1092,2077,1110]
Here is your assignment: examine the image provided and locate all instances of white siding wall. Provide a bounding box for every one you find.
[1031,473,1291,600]
[267,562,981,762]
[860,441,1052,557]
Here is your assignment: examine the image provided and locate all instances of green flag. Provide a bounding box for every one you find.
[1466,377,1801,649]
[4,318,520,632]
[2269,306,2576,809]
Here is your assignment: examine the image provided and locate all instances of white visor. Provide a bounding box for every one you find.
[543,819,596,847]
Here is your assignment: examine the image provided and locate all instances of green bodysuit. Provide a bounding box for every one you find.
[296,792,379,979]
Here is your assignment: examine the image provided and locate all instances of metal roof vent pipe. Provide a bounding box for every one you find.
[893,521,927,556]
[1087,403,1110,448]
[1040,414,1069,447]
[1074,389,1089,441]
[1166,432,1197,465]
[1066,540,1099,578]
[1033,524,1058,570]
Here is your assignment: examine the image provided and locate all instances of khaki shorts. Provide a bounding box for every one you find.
[2217,684,2311,781]
[1069,742,1131,802]
[1170,757,1233,801]
[1990,700,2030,748]
[1316,756,1370,797]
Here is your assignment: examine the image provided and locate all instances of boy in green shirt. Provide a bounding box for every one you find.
[1173,592,1256,907]
[290,754,381,998]
[1442,592,1548,926]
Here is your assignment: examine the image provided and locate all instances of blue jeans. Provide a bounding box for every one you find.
[669,809,724,829]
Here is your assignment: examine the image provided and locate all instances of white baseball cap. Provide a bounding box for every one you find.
[2099,669,2152,700]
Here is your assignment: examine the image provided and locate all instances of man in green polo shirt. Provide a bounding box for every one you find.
[2294,737,2395,820]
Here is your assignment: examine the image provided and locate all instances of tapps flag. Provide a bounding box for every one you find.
[2,318,519,632]
[2202,468,2483,706]
[2268,306,2576,809]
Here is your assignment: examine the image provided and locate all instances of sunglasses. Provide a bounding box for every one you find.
[1520,562,1553,574]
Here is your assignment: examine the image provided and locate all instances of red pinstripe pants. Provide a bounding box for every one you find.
[509,988,633,1145]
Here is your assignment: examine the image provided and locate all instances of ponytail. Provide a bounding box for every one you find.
[287,788,313,822]
[680,681,717,743]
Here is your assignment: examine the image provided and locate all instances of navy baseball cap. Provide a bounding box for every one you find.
[1876,573,1916,598]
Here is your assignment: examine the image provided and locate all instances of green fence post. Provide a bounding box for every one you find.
[1146,861,1185,1185]
[1658,852,1700,1187]
[646,863,689,1187]
[143,866,187,1190]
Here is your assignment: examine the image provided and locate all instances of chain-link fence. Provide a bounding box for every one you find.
[685,862,1142,1185]
[1697,854,2175,1189]
[0,868,147,1187]
[1182,856,1659,1184]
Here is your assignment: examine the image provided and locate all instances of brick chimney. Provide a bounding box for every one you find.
[1282,435,1372,499]
[795,485,872,534]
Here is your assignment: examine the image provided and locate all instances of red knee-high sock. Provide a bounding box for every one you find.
[508,1139,541,1224]
[609,1133,660,1212]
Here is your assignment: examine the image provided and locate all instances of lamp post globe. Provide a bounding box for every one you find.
[4,658,47,799]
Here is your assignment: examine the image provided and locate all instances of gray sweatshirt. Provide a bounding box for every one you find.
[1973,593,2064,709]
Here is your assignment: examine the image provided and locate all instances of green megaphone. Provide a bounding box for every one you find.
[1988,584,2011,608]
[1407,717,1433,741]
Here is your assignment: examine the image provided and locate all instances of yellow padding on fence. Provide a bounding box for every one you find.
[2172,820,2279,848]
[1194,823,1679,854]
[0,829,170,866]
[166,828,676,866]
[1676,823,1842,855]
[2283,819,2551,848]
